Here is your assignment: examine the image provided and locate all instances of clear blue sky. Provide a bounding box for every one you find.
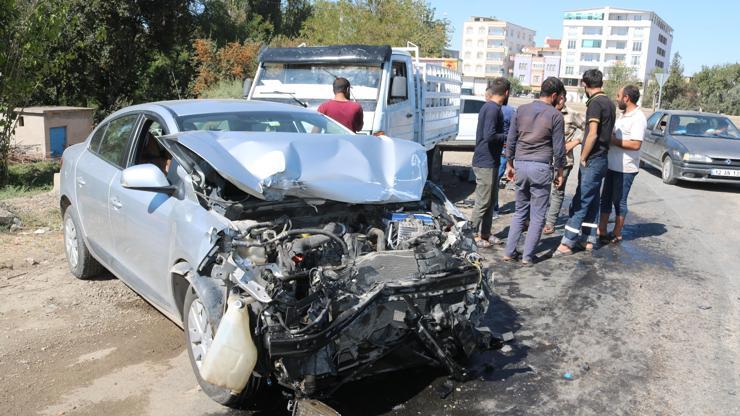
[428,0,738,75]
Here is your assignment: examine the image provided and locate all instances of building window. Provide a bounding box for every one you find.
[658,34,667,44]
[565,52,576,63]
[633,27,644,38]
[486,65,501,74]
[464,51,471,58]
[582,26,603,35]
[532,75,540,84]
[476,64,483,72]
[466,27,472,34]
[611,26,628,36]
[581,39,602,48]
[631,55,640,65]
[465,39,472,48]
[632,14,642,21]
[487,39,504,48]
[479,26,485,34]
[632,41,642,52]
[518,62,527,70]
[519,74,525,82]
[477,40,484,48]
[655,59,664,69]
[581,53,600,62]
[546,64,557,72]
[464,64,471,72]
[488,27,504,36]
[567,40,576,49]
[565,66,574,75]
[567,27,578,36]
[657,47,666,57]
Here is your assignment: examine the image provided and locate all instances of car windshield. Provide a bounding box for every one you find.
[669,115,740,139]
[252,63,381,111]
[177,111,351,135]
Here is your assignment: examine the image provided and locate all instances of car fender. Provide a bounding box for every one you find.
[171,261,228,330]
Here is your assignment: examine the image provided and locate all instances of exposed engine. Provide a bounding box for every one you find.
[194,181,494,398]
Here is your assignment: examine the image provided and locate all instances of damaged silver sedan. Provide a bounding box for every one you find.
[59,100,495,409]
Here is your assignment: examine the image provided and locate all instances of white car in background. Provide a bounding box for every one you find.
[455,95,486,144]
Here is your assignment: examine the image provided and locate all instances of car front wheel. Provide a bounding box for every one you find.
[661,156,678,185]
[63,208,103,279]
[183,286,262,409]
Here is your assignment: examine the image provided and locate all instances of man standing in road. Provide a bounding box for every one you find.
[317,77,364,132]
[542,95,584,234]
[556,69,616,255]
[597,85,647,243]
[470,78,510,248]
[503,77,566,265]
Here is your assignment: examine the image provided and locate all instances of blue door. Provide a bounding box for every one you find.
[49,126,67,157]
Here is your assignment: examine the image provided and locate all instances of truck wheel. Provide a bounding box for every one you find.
[661,156,678,185]
[183,287,262,409]
[63,208,104,279]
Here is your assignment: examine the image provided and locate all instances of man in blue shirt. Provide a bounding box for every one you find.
[470,77,510,248]
[497,104,516,197]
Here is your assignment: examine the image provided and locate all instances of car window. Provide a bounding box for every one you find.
[96,114,139,167]
[387,61,408,105]
[178,111,350,135]
[656,114,670,134]
[89,124,108,151]
[668,115,740,139]
[462,99,485,114]
[646,112,661,131]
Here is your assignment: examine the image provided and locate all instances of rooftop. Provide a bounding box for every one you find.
[17,106,93,114]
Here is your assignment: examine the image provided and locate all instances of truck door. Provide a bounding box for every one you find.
[384,58,414,140]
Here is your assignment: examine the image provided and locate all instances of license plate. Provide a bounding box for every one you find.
[710,169,740,177]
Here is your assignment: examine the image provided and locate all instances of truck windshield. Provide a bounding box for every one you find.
[252,63,381,111]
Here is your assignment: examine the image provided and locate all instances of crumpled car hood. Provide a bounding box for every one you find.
[165,131,428,203]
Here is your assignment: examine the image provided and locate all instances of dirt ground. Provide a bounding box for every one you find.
[1,155,738,415]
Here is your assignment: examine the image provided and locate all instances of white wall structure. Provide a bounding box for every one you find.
[558,7,673,102]
[460,16,536,95]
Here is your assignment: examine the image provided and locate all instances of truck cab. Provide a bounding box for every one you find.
[247,44,461,152]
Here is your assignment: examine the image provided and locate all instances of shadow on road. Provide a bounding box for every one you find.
[640,165,740,194]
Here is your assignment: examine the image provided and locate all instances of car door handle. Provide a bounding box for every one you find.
[76,176,86,186]
[405,113,413,118]
[110,197,123,210]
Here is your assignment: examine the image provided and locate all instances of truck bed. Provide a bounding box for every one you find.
[416,63,461,149]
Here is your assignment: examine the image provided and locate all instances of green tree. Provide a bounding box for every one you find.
[0,0,65,184]
[661,52,687,109]
[603,62,640,100]
[300,0,450,56]
[690,63,740,115]
[507,77,530,95]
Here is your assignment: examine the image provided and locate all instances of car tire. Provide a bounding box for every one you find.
[63,208,104,279]
[661,156,678,185]
[183,286,262,409]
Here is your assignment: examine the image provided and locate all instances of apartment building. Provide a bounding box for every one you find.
[513,38,562,92]
[460,16,536,95]
[559,7,673,102]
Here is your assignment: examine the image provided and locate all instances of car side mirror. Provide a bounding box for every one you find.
[390,76,407,98]
[121,164,176,195]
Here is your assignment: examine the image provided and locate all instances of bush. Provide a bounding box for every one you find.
[197,78,245,99]
[6,160,61,188]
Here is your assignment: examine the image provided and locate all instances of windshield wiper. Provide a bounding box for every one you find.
[269,91,307,108]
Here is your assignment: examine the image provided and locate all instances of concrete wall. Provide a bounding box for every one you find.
[12,114,46,157]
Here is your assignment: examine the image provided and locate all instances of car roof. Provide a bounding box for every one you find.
[658,109,729,118]
[108,99,312,119]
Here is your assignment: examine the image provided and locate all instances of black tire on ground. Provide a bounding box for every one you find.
[183,287,262,409]
[62,208,104,279]
[661,156,678,185]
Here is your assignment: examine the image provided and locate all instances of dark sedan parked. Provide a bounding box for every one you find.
[641,110,740,184]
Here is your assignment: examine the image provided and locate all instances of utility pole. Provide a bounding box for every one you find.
[655,72,668,110]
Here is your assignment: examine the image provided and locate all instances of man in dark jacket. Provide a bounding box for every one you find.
[470,77,510,248]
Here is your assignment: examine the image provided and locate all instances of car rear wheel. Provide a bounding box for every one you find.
[661,156,678,185]
[63,208,104,279]
[183,287,262,409]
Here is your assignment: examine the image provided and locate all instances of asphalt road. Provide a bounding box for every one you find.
[1,158,738,416]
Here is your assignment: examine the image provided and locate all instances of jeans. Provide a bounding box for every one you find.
[505,160,553,262]
[561,154,608,247]
[600,170,638,217]
[545,165,573,226]
[470,166,500,237]
[498,155,507,179]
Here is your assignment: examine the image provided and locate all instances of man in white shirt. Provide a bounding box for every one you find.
[597,85,647,243]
